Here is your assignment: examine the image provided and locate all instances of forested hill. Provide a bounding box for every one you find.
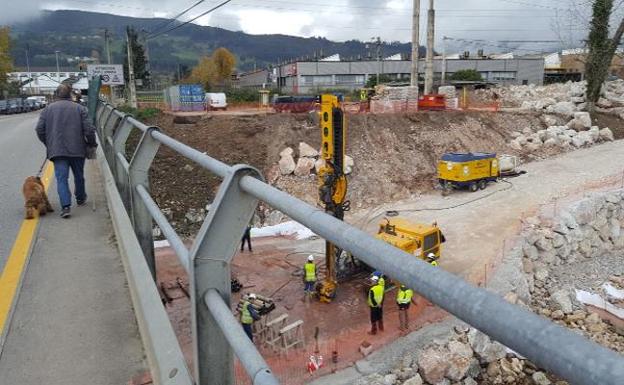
[9,10,417,72]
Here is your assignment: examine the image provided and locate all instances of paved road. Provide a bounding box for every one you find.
[0,157,147,384]
[0,112,45,271]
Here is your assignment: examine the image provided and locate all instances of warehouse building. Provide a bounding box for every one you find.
[236,57,545,94]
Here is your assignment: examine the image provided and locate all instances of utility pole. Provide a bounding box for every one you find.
[411,0,420,89]
[374,37,381,86]
[126,26,138,108]
[25,44,33,94]
[441,36,447,85]
[424,0,435,94]
[55,50,61,83]
[104,29,112,64]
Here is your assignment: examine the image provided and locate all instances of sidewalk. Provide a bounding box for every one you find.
[0,161,147,385]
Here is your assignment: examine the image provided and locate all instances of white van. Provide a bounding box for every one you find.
[205,92,227,110]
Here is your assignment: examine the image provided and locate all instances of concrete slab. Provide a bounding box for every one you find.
[0,160,147,385]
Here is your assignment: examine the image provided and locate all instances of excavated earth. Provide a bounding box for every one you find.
[144,110,608,236]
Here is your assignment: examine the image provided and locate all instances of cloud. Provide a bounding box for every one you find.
[0,0,596,53]
[0,0,44,24]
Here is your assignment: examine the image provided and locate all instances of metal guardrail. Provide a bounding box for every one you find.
[93,99,624,385]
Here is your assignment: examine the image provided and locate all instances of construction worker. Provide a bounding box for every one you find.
[396,284,415,333]
[241,224,252,252]
[304,255,317,296]
[427,253,438,267]
[368,275,385,335]
[240,293,260,342]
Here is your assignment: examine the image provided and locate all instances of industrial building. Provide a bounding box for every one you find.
[235,56,545,94]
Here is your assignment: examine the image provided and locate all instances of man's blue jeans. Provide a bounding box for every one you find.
[52,157,86,209]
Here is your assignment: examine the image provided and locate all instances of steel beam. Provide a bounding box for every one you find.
[128,127,161,280]
[189,165,263,385]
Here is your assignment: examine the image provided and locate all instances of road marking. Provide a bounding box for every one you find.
[0,162,54,340]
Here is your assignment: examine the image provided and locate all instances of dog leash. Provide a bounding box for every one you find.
[36,158,48,177]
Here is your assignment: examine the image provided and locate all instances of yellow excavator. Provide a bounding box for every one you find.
[317,94,350,303]
[376,217,444,262]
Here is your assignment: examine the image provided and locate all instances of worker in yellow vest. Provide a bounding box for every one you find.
[367,275,385,335]
[427,253,438,267]
[304,255,317,297]
[240,293,260,342]
[396,284,415,333]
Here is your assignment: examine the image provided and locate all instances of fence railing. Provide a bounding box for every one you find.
[93,98,624,385]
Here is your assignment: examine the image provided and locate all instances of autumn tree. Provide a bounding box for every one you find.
[585,0,624,109]
[0,26,14,96]
[187,47,236,90]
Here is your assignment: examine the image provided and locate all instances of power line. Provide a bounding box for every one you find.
[147,0,207,35]
[147,0,234,39]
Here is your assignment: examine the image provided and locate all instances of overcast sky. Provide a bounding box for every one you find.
[0,0,601,52]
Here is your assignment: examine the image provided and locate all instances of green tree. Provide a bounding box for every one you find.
[123,26,150,88]
[585,0,624,109]
[450,69,483,81]
[0,26,14,96]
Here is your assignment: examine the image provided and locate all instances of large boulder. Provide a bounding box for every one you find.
[568,111,592,130]
[345,155,355,175]
[278,153,296,175]
[549,289,573,314]
[600,127,615,141]
[467,329,506,364]
[314,158,326,173]
[445,341,474,381]
[298,142,319,158]
[417,345,450,384]
[402,375,423,385]
[294,157,315,177]
[597,97,613,109]
[279,147,294,158]
[541,114,559,126]
[547,101,576,117]
[589,126,600,142]
[509,140,523,151]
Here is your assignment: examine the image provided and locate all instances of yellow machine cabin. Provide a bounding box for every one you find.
[438,152,498,193]
[376,218,443,261]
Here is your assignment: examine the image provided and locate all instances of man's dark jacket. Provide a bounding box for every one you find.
[36,98,97,160]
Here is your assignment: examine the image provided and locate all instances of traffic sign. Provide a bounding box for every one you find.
[87,64,125,85]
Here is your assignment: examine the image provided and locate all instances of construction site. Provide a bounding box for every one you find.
[139,78,624,385]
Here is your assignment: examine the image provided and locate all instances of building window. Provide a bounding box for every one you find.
[335,74,365,85]
[491,72,516,81]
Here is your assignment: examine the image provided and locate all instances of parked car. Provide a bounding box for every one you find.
[8,98,23,114]
[23,98,38,112]
[27,96,47,109]
[0,100,8,115]
[205,92,227,110]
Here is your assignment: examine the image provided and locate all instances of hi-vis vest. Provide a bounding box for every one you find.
[304,262,316,282]
[368,284,384,308]
[430,260,438,267]
[241,301,253,324]
[396,287,414,305]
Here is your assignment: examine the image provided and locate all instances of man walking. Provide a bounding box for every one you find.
[303,255,317,298]
[36,84,96,218]
[241,224,252,252]
[396,284,415,334]
[240,293,260,342]
[368,275,385,335]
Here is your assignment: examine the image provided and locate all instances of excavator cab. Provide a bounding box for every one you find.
[376,217,443,261]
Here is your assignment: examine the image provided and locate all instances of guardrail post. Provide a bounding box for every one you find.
[98,105,114,139]
[103,112,122,165]
[128,127,161,280]
[188,164,263,385]
[112,115,134,210]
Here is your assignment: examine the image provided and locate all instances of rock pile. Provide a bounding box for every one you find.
[356,326,560,385]
[508,113,614,152]
[277,141,354,177]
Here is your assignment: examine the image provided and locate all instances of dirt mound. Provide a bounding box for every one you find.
[148,111,547,236]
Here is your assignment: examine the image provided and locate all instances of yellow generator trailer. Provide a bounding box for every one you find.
[438,152,498,193]
[376,217,443,261]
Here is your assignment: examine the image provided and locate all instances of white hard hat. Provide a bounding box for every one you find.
[248,293,257,300]
[371,275,379,282]
[427,253,436,259]
[308,255,314,262]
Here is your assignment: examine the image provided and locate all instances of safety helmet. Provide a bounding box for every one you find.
[427,253,436,260]
[248,293,257,300]
[400,284,407,290]
[371,275,379,282]
[308,255,314,262]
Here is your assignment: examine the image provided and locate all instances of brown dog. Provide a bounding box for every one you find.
[22,176,53,220]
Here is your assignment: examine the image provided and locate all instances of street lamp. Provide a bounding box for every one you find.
[55,50,60,82]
